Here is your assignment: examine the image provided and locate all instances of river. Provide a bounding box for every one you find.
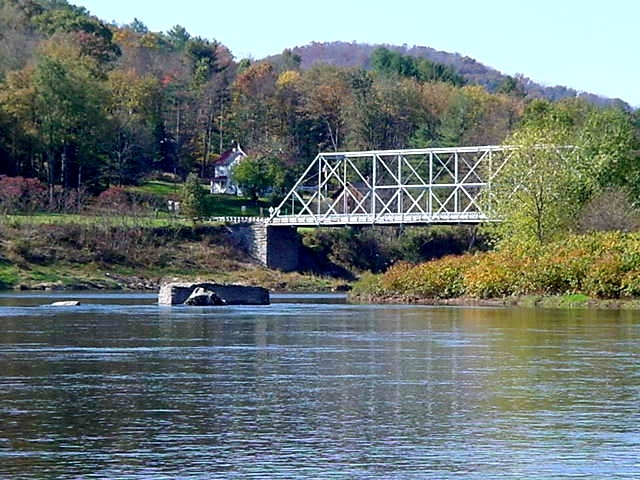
[0,292,638,479]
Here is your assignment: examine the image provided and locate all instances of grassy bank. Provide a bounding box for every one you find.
[0,219,346,292]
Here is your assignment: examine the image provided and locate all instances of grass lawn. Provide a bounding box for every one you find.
[203,195,269,217]
[0,213,183,227]
[130,180,181,197]
[133,180,271,218]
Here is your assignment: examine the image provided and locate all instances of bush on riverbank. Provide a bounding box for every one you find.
[351,231,640,301]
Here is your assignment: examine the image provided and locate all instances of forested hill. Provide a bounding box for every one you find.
[268,41,627,108]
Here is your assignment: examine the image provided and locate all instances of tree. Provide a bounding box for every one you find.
[436,93,468,146]
[166,25,191,51]
[128,18,148,34]
[103,69,161,186]
[33,44,107,196]
[489,101,578,246]
[186,37,225,86]
[371,47,465,86]
[577,106,638,199]
[181,172,206,219]
[230,61,277,146]
[270,49,302,73]
[33,6,121,69]
[0,67,41,178]
[408,82,457,147]
[344,69,383,150]
[299,64,351,152]
[496,75,526,97]
[231,156,273,202]
[371,47,417,79]
[491,99,640,246]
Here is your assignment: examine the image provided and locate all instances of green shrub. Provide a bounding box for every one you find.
[372,255,471,299]
[537,243,591,293]
[621,234,640,271]
[350,272,386,299]
[356,231,640,301]
[583,253,625,298]
[621,269,640,297]
[379,261,415,294]
[181,173,207,219]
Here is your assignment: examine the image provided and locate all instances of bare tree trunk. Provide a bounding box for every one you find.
[61,149,67,189]
[47,150,55,206]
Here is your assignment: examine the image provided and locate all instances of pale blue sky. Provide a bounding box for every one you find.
[75,0,638,107]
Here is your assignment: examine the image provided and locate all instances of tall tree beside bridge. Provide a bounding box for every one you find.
[489,99,639,247]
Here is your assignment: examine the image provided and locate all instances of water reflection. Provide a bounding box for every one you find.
[0,296,638,479]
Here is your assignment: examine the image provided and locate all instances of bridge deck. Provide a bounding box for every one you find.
[265,212,489,227]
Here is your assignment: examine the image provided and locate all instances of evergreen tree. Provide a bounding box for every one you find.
[181,172,206,219]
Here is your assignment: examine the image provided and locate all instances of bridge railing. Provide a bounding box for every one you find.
[206,216,268,224]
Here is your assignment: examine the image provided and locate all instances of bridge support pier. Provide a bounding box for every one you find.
[231,223,300,272]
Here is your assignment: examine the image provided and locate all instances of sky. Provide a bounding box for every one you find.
[74,0,639,107]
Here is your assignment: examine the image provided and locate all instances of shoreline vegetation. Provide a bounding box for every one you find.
[348,231,640,310]
[348,292,640,310]
[0,184,481,297]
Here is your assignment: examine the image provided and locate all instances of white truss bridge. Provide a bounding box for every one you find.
[263,145,517,227]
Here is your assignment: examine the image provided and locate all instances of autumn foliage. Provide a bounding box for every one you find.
[0,176,47,213]
[358,232,640,300]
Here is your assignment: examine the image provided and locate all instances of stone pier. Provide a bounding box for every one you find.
[230,223,300,272]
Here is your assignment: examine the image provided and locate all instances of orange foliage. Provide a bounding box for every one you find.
[370,232,640,300]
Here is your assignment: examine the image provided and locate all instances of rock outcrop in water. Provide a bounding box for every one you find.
[183,287,225,306]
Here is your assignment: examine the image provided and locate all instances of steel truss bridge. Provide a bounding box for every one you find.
[264,145,517,227]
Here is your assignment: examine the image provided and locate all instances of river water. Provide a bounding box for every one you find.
[0,292,638,479]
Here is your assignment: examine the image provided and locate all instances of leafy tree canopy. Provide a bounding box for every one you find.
[166,24,191,51]
[231,156,274,202]
[489,99,639,247]
[32,2,121,66]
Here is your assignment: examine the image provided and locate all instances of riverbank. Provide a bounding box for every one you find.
[0,220,351,293]
[348,291,640,309]
[6,219,640,309]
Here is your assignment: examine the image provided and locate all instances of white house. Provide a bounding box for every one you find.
[210,144,247,195]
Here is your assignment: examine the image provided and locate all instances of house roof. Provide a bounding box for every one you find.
[213,144,247,166]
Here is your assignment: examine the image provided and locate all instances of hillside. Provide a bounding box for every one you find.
[0,0,636,210]
[267,41,628,109]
